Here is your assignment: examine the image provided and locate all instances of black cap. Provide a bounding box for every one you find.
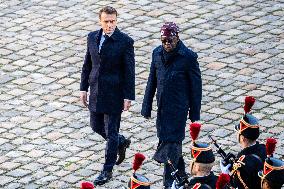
[235,113,260,140]
[191,142,215,164]
[128,173,151,189]
[258,157,284,188]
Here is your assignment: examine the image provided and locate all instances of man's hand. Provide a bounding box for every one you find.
[123,99,131,111]
[80,91,88,107]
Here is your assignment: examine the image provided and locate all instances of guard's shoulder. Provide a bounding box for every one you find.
[258,143,267,156]
[256,142,266,151]
[259,143,265,148]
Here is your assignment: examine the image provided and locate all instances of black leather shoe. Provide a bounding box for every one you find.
[115,138,131,165]
[93,171,112,186]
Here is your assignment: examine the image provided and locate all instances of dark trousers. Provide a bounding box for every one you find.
[90,111,125,172]
[164,156,185,187]
[153,141,185,187]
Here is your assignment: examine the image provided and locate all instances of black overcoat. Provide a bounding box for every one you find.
[80,28,135,114]
[141,41,202,142]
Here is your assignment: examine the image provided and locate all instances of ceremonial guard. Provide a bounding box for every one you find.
[234,96,266,161]
[258,138,284,189]
[220,96,266,189]
[178,173,231,189]
[128,153,151,189]
[171,123,217,189]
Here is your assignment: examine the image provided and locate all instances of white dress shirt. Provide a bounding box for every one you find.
[99,32,112,52]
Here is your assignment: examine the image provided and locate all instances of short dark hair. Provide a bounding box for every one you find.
[99,6,117,19]
[264,179,282,189]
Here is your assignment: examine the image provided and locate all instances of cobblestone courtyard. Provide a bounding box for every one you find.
[0,0,283,188]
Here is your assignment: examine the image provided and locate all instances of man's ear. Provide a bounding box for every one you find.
[239,135,246,144]
[195,163,200,171]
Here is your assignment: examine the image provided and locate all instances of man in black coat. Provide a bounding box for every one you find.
[80,6,135,185]
[141,22,202,188]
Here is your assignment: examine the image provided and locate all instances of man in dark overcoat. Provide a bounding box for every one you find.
[80,6,135,186]
[141,22,202,189]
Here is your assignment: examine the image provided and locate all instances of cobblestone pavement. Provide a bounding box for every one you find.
[0,0,283,188]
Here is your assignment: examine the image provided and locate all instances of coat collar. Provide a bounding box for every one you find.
[110,27,120,41]
[94,27,120,42]
[191,172,215,182]
[241,141,260,155]
[157,40,188,57]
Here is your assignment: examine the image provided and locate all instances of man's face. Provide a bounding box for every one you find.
[189,161,198,176]
[237,132,240,143]
[261,179,271,189]
[238,134,246,149]
[100,12,117,34]
[237,131,243,145]
[161,36,179,52]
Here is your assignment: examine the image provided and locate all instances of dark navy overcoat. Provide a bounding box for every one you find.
[141,41,202,142]
[80,28,135,114]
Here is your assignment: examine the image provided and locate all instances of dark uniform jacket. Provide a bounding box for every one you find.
[232,142,266,189]
[80,28,135,114]
[188,172,217,189]
[237,141,266,162]
[141,41,202,142]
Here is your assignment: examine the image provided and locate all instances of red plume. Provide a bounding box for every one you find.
[81,181,94,189]
[189,123,201,141]
[244,96,255,114]
[133,153,146,172]
[216,173,230,189]
[266,138,277,157]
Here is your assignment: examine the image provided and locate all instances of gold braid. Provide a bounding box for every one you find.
[231,159,249,189]
[236,170,249,189]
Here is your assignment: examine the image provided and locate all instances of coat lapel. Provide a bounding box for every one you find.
[92,29,102,55]
[93,28,120,56]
